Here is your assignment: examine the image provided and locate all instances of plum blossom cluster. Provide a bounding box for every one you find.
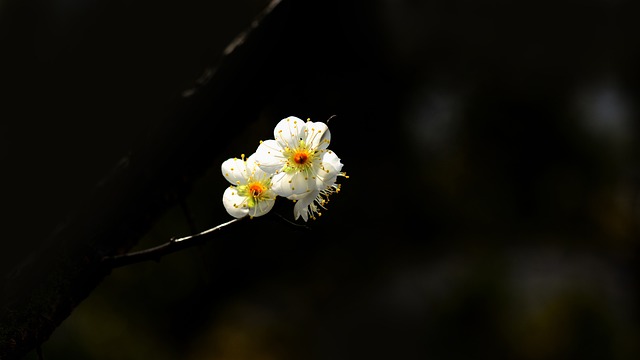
[221,116,347,221]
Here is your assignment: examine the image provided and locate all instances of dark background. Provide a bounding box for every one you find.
[1,0,639,359]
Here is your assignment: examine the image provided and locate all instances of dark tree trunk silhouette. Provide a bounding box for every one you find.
[0,1,289,358]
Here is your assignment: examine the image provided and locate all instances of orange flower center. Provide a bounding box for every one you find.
[249,183,266,197]
[293,151,309,165]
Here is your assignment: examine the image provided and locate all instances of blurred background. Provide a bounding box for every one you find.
[2,0,639,359]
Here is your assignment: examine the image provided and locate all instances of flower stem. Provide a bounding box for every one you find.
[102,217,245,269]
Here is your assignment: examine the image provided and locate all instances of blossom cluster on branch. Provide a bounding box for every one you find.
[221,116,347,221]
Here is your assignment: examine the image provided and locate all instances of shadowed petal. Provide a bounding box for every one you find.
[254,139,286,174]
[222,186,249,218]
[294,189,319,221]
[247,193,276,218]
[272,171,314,197]
[306,121,331,150]
[316,150,343,187]
[221,158,248,185]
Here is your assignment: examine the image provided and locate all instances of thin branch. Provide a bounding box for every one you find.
[102,217,245,269]
[101,210,311,269]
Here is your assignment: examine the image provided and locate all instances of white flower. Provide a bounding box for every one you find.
[254,116,333,198]
[221,154,276,218]
[291,150,346,221]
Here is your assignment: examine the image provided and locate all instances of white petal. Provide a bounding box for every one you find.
[272,171,315,197]
[246,153,273,179]
[321,150,343,172]
[316,151,343,187]
[222,186,249,218]
[221,158,248,185]
[253,140,286,174]
[248,193,276,218]
[305,120,331,150]
[270,172,291,197]
[293,190,318,222]
[273,116,307,149]
[286,192,307,201]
